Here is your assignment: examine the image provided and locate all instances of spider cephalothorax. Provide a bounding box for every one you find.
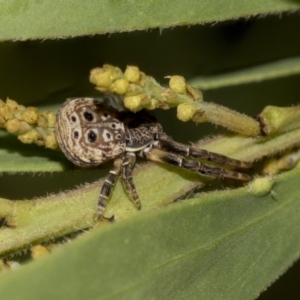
[56,97,252,218]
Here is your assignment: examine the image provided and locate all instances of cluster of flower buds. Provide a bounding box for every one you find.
[90,64,261,137]
[0,98,58,149]
[2,65,299,149]
[89,64,203,117]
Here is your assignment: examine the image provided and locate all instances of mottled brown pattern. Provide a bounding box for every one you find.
[120,110,163,150]
[55,96,252,219]
[56,98,125,167]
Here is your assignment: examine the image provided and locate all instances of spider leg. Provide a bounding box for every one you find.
[97,156,123,218]
[121,152,141,210]
[155,133,251,170]
[140,147,251,181]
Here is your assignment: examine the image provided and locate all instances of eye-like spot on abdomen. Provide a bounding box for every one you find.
[102,129,113,142]
[87,130,97,143]
[83,111,94,122]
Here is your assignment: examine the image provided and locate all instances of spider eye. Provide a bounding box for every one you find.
[83,111,94,122]
[87,131,97,143]
[74,131,79,139]
[111,123,116,128]
[71,116,77,122]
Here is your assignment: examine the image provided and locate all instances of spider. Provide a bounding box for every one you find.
[56,97,252,218]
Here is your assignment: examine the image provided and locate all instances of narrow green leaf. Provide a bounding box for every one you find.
[0,131,68,172]
[0,162,200,255]
[189,57,300,90]
[1,124,300,254]
[0,167,299,300]
[0,0,299,40]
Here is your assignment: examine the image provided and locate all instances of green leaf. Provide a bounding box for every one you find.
[190,56,300,90]
[1,127,299,255]
[0,0,299,40]
[0,162,200,255]
[0,167,299,300]
[0,131,67,172]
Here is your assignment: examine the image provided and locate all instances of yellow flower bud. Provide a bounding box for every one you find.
[18,129,39,144]
[248,176,274,197]
[169,76,186,94]
[22,107,39,125]
[124,66,141,83]
[5,119,21,133]
[124,95,143,112]
[45,132,58,149]
[6,98,20,112]
[104,64,123,81]
[18,121,32,133]
[1,105,14,120]
[89,68,112,89]
[113,79,129,94]
[37,114,48,128]
[177,103,196,122]
[43,111,56,128]
[31,245,49,259]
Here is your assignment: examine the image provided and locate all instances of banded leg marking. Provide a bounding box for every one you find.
[97,157,122,218]
[141,148,251,181]
[155,134,251,170]
[121,152,141,210]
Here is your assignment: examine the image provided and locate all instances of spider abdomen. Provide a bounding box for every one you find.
[56,98,126,167]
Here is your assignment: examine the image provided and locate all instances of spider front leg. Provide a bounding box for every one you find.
[155,133,251,170]
[121,152,141,210]
[141,147,251,181]
[97,156,123,218]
